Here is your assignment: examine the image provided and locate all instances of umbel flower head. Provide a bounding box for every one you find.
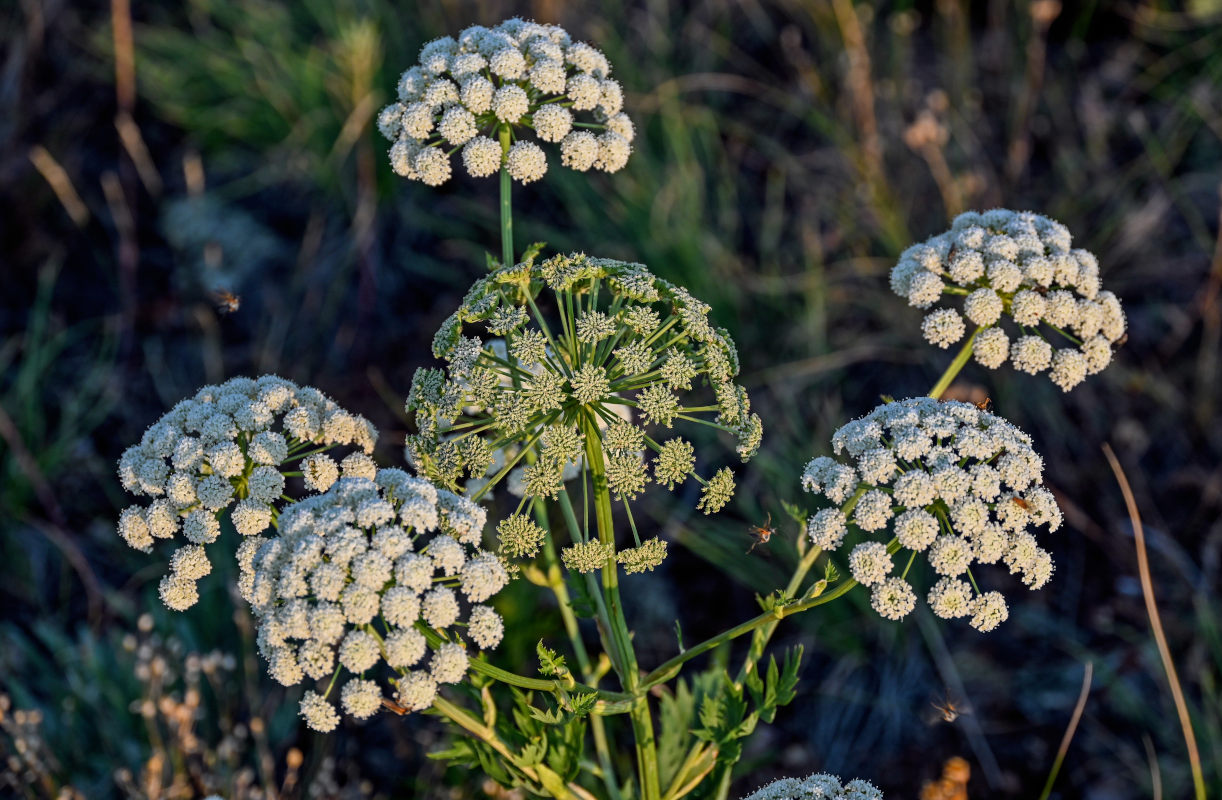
[802,397,1062,632]
[378,18,635,186]
[742,773,883,800]
[405,250,762,573]
[239,472,506,732]
[115,375,378,611]
[890,209,1126,391]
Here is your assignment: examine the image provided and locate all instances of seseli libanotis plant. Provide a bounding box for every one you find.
[113,15,1129,800]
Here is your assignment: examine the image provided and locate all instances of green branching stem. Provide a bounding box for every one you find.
[582,414,661,800]
[638,577,859,694]
[928,326,982,399]
[416,625,631,709]
[499,125,513,269]
[734,540,823,687]
[706,535,830,800]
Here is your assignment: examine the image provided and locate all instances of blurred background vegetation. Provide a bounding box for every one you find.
[2,0,1221,797]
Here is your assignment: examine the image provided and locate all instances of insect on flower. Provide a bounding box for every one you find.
[212,289,241,314]
[974,397,993,412]
[381,697,410,715]
[747,513,775,554]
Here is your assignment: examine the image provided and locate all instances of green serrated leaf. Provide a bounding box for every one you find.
[519,736,548,767]
[657,680,696,788]
[745,664,765,708]
[547,716,589,783]
[697,691,725,735]
[566,692,598,718]
[537,640,567,677]
[528,704,566,725]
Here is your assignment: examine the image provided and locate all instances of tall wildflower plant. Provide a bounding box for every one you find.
[114,16,1134,800]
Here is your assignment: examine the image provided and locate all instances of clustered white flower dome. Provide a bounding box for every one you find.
[741,772,883,800]
[890,209,1126,391]
[378,18,635,186]
[239,472,507,732]
[802,398,1062,632]
[115,375,378,611]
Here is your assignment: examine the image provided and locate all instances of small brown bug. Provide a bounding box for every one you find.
[212,289,241,314]
[931,691,963,723]
[746,513,775,554]
[381,697,409,715]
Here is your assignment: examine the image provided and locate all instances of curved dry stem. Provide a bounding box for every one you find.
[1103,443,1206,800]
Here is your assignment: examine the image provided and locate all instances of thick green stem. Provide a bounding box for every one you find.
[557,486,627,677]
[538,508,623,800]
[582,417,660,800]
[928,326,982,399]
[499,125,513,269]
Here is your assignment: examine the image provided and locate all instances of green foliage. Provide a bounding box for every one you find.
[432,686,590,795]
[654,645,804,797]
[125,0,389,194]
[536,640,568,678]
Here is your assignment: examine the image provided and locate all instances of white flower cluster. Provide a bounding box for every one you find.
[406,251,760,545]
[802,398,1062,631]
[890,209,1126,391]
[240,473,506,732]
[115,375,377,611]
[742,773,883,800]
[378,18,635,186]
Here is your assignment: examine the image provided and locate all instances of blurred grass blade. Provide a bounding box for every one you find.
[1036,661,1092,800]
[1103,443,1207,800]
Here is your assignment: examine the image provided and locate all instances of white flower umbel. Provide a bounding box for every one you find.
[890,209,1126,390]
[742,772,883,800]
[242,473,506,731]
[115,375,378,610]
[379,18,635,185]
[800,397,1061,630]
[406,251,762,576]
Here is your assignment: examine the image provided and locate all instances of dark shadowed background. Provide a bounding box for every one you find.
[2,0,1221,798]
